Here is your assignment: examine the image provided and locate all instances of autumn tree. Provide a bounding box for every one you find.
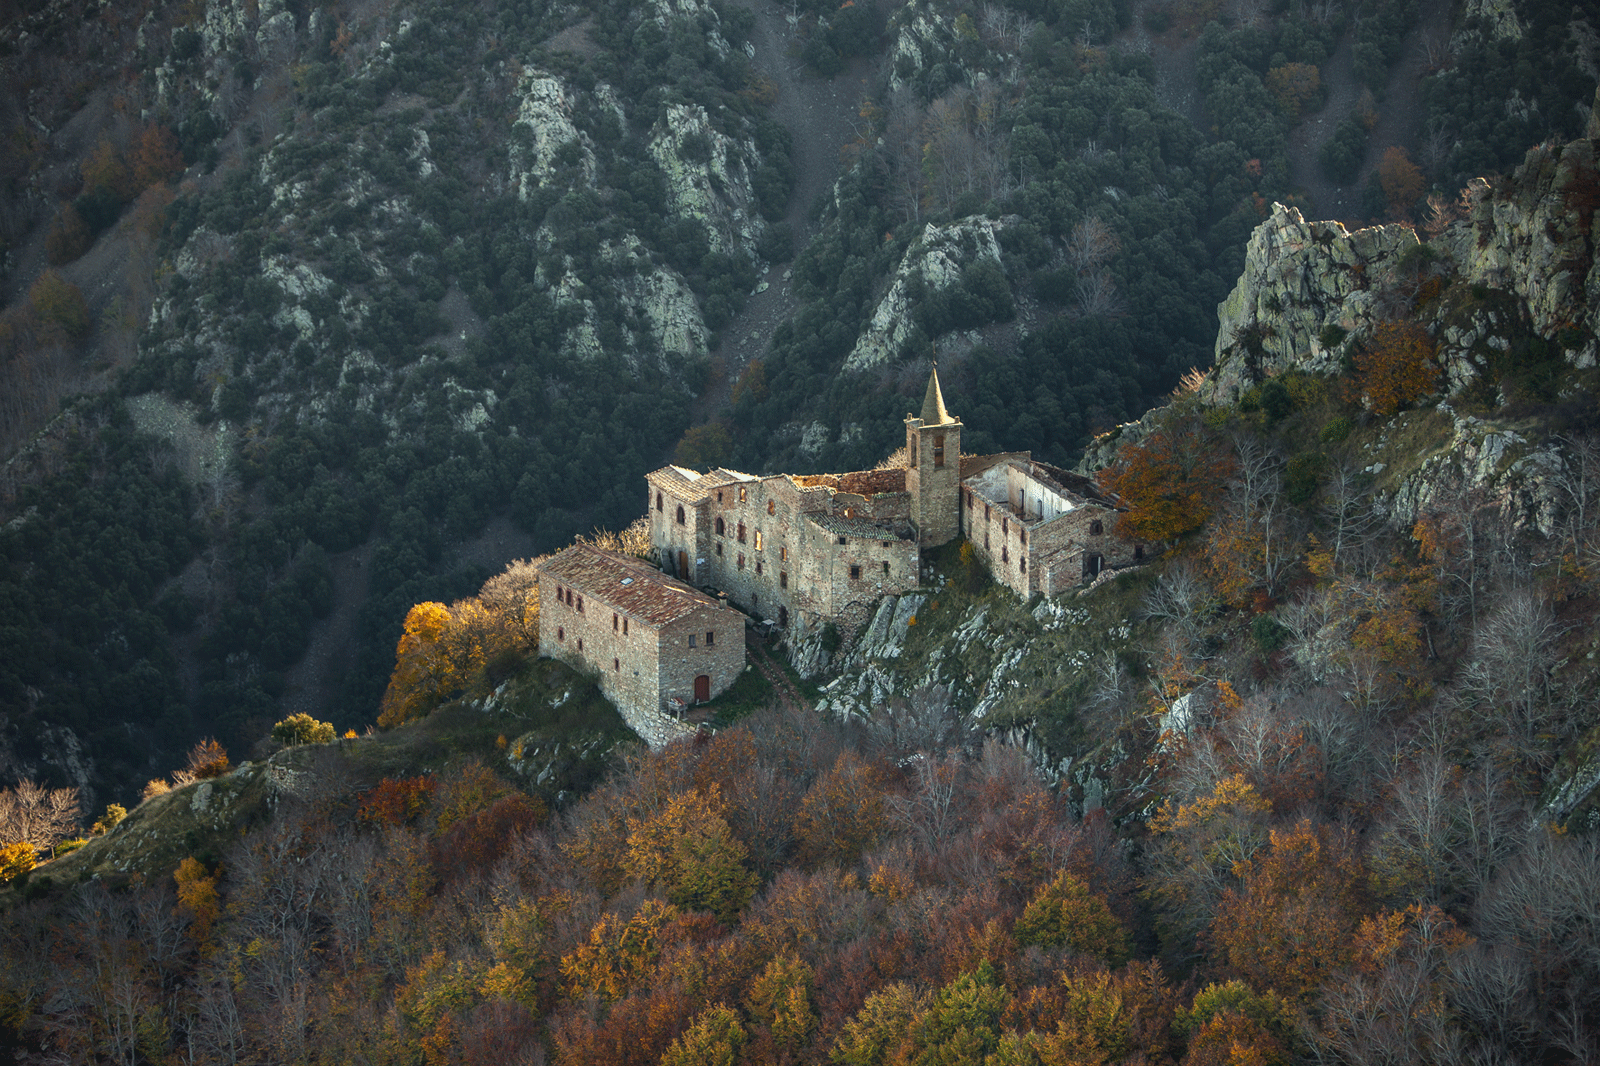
[1208,819,1368,1002]
[80,135,134,201]
[793,750,889,869]
[623,786,758,922]
[271,712,335,745]
[186,738,231,779]
[379,601,477,727]
[129,124,185,191]
[560,900,679,1000]
[1014,872,1131,965]
[1377,146,1424,218]
[661,1003,747,1066]
[174,857,221,955]
[1101,418,1236,543]
[1176,981,1297,1066]
[45,203,91,264]
[1355,321,1437,416]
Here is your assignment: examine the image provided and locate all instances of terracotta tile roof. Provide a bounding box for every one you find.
[540,544,722,626]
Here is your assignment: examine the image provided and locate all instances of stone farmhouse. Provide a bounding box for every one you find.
[646,367,1141,644]
[537,542,744,740]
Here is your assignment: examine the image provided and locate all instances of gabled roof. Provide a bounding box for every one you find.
[647,465,759,503]
[540,544,723,626]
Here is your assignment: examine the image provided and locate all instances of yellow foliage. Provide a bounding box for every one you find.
[174,857,221,953]
[0,842,36,883]
[559,900,678,1000]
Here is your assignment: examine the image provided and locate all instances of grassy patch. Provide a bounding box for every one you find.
[703,663,775,727]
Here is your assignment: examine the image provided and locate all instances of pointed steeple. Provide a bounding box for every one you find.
[920,363,952,425]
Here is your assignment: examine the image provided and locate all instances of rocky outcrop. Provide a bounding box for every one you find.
[844,216,1011,372]
[509,72,597,196]
[1205,203,1420,404]
[1437,137,1600,368]
[648,103,763,259]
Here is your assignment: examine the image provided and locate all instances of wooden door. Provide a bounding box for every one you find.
[694,675,710,702]
[678,550,689,578]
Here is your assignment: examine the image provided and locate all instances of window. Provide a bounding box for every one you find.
[717,490,724,503]
[767,499,775,515]
[780,546,787,562]
[837,535,847,545]
[716,543,723,556]
[1020,558,1027,574]
[882,560,890,575]
[739,486,747,502]
[716,517,725,535]
[1002,518,1008,535]
[1001,547,1008,563]
[565,588,573,606]
[1019,529,1026,545]
[1083,554,1103,579]
[780,571,788,588]
[577,638,583,651]
[656,491,663,512]
[966,490,973,509]
[843,507,853,519]
[613,658,619,671]
[557,627,564,641]
[706,631,714,646]
[738,553,745,569]
[911,437,918,464]
[985,533,990,549]
[613,613,619,631]
[576,595,584,612]
[676,504,685,525]
[556,584,563,602]
[1135,544,1145,561]
[756,561,763,575]
[752,594,758,610]
[689,634,696,647]
[849,565,861,580]
[1090,519,1104,536]
[933,433,945,467]
[623,618,629,634]
[985,504,991,521]
[754,530,763,550]
[737,523,746,543]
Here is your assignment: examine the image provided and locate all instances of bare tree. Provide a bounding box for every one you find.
[1318,464,1384,576]
[0,778,82,850]
[1455,589,1565,754]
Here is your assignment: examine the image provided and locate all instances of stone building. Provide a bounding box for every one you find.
[537,543,744,736]
[646,366,1141,643]
[960,454,1143,598]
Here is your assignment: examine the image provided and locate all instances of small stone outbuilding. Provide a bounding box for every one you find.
[537,544,744,740]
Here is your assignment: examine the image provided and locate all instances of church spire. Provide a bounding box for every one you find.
[920,363,952,425]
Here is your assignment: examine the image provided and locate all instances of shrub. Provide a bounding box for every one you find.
[272,712,336,745]
[0,842,36,883]
[29,270,90,339]
[142,779,172,801]
[45,203,91,265]
[91,803,128,835]
[186,738,232,779]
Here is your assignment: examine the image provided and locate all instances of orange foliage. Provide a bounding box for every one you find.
[434,794,546,875]
[1014,871,1131,964]
[559,900,679,1000]
[1265,63,1321,120]
[80,135,134,200]
[1378,146,1424,218]
[379,601,481,727]
[130,124,185,191]
[1102,421,1236,542]
[358,775,438,826]
[185,738,231,780]
[1209,820,1368,1002]
[173,856,221,954]
[1355,321,1437,416]
[792,750,890,869]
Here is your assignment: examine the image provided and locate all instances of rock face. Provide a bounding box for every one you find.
[844,216,1011,372]
[509,72,597,195]
[1205,203,1420,405]
[648,103,763,259]
[1438,139,1600,368]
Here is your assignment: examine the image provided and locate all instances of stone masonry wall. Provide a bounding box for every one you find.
[656,602,745,709]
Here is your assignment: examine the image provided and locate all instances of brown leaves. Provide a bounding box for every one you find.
[1102,419,1236,543]
[1355,321,1437,417]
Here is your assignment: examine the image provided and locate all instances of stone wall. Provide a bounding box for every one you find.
[538,570,662,717]
[656,602,745,710]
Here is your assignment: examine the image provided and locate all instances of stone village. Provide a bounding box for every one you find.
[537,367,1142,742]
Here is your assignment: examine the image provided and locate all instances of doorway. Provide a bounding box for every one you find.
[694,675,710,702]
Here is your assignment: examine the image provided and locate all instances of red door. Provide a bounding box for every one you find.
[694,675,710,702]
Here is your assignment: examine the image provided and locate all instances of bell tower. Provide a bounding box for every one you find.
[905,364,962,548]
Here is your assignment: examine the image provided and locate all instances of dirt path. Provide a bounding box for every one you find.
[690,4,882,426]
[746,628,810,714]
